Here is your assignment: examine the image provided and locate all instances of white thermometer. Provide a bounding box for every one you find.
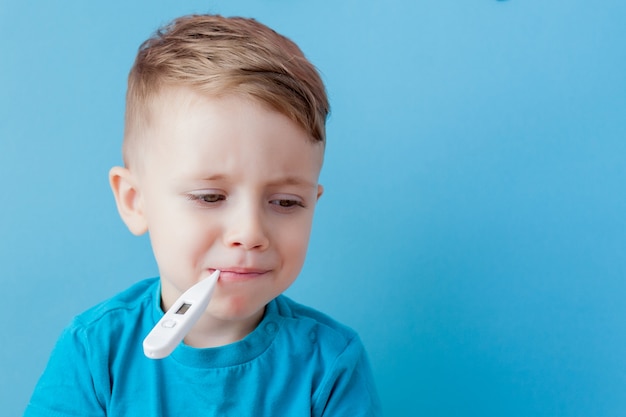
[143,270,220,359]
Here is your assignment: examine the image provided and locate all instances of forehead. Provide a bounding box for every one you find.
[138,87,324,180]
[146,86,308,142]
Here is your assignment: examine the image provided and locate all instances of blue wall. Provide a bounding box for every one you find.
[2,1,625,416]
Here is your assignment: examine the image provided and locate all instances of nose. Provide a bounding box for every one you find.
[223,201,270,251]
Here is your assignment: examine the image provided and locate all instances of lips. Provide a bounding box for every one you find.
[208,267,271,282]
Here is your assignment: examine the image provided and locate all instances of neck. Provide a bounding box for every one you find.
[182,307,265,348]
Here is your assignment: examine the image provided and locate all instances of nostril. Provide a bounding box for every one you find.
[223,212,270,250]
[227,236,269,251]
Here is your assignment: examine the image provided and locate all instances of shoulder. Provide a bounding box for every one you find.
[270,296,382,416]
[272,294,363,354]
[68,277,158,337]
[274,295,357,333]
[25,279,160,416]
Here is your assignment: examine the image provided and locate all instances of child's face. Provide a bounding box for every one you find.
[124,88,323,328]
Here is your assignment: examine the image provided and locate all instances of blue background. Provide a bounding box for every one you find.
[2,1,625,416]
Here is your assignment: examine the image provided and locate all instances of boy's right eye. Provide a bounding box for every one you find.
[187,193,226,204]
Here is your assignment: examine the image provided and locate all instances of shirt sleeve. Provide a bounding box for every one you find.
[313,335,383,417]
[24,320,107,417]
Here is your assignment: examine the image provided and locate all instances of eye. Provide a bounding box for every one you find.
[187,193,226,205]
[200,194,225,203]
[270,198,305,210]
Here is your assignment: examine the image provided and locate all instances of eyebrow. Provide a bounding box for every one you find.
[199,174,316,188]
[201,174,227,182]
[266,176,318,189]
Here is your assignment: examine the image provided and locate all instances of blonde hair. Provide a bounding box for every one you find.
[123,14,329,167]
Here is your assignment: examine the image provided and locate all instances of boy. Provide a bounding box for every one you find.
[24,13,381,416]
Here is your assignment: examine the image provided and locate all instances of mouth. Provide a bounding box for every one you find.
[208,267,271,282]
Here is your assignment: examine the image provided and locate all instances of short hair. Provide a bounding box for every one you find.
[123,14,330,167]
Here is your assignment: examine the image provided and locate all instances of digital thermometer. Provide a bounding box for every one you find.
[143,270,220,359]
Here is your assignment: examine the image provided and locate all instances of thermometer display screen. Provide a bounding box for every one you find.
[176,303,191,315]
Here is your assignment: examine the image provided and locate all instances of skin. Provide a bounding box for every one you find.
[109,87,324,348]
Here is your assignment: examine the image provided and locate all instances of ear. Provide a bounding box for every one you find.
[109,166,148,235]
[316,184,324,201]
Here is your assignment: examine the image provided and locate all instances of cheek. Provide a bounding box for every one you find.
[148,211,221,270]
[276,218,314,270]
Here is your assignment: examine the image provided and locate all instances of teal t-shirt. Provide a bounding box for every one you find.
[25,278,382,416]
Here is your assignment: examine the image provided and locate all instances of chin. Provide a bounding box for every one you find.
[211,295,268,322]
